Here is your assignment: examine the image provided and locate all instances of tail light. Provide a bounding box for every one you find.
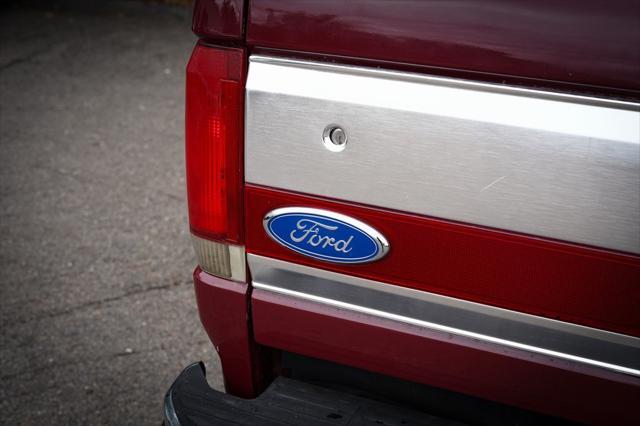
[186,43,246,281]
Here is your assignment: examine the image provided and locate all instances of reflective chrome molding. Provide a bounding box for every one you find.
[245,55,640,254]
[248,254,640,377]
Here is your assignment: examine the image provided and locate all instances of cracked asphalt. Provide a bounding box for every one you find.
[0,2,224,424]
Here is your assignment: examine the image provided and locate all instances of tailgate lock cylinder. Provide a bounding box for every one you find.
[323,124,348,152]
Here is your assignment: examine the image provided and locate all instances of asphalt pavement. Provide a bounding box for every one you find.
[0,2,224,424]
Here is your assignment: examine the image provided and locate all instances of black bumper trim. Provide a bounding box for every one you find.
[164,362,463,425]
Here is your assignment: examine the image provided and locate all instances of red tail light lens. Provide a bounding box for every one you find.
[186,44,245,244]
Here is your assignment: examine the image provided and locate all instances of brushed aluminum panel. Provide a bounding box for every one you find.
[245,55,640,254]
[248,254,640,377]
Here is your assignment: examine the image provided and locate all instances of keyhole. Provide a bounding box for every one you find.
[322,125,348,152]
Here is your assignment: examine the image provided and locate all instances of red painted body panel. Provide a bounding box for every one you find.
[245,185,640,337]
[192,0,245,41]
[188,4,640,420]
[247,0,640,98]
[252,289,640,424]
[193,267,262,397]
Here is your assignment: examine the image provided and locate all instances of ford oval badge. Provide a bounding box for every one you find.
[263,207,389,264]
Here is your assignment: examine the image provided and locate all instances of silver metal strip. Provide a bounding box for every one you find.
[245,55,640,254]
[248,254,640,377]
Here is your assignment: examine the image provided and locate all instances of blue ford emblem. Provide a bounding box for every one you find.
[263,207,389,264]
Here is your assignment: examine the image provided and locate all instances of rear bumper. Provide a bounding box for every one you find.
[164,362,462,426]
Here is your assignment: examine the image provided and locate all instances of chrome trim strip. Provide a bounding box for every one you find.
[248,254,640,377]
[249,56,640,111]
[246,55,640,254]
